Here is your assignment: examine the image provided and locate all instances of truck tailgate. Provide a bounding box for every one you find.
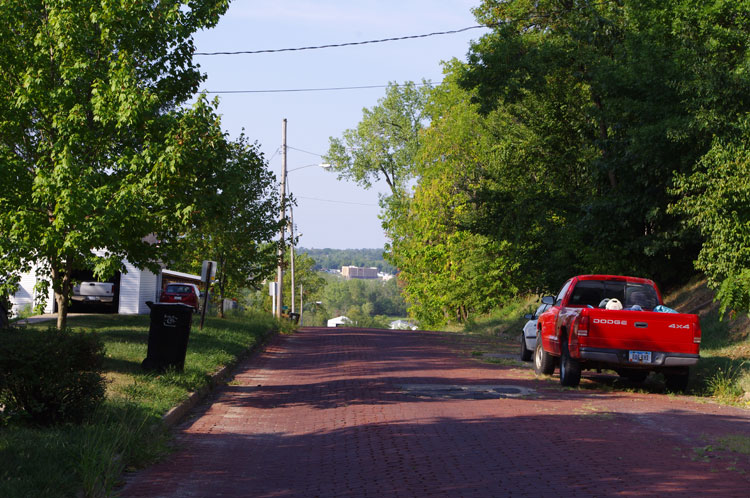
[583,310,700,354]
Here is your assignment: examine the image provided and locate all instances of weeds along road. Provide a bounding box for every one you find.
[120,327,750,497]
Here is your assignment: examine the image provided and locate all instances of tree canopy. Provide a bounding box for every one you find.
[172,134,282,318]
[345,0,750,326]
[0,0,230,328]
[324,81,431,196]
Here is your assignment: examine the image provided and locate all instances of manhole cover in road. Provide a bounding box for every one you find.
[398,384,535,400]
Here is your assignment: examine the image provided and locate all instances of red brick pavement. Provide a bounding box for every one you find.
[119,327,750,497]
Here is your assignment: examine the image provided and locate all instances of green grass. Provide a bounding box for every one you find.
[0,310,282,498]
[457,294,538,336]
[683,308,750,404]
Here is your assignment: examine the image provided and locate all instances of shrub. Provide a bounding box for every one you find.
[0,327,106,425]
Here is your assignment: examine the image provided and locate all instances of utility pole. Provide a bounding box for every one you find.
[289,197,295,314]
[276,119,287,318]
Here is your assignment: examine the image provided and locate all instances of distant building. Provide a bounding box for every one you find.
[390,319,417,330]
[341,266,378,280]
[327,316,351,327]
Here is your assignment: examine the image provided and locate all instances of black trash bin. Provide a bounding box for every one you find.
[141,301,194,372]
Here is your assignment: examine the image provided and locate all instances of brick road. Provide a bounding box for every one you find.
[119,327,750,497]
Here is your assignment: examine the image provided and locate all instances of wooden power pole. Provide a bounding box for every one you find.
[276,119,287,318]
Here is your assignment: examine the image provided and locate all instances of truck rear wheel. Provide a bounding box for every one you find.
[560,339,581,387]
[519,332,532,362]
[534,334,555,375]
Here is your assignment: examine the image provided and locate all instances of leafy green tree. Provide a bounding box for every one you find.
[0,0,229,328]
[320,277,405,319]
[459,0,712,287]
[387,0,750,325]
[672,121,750,315]
[174,135,281,318]
[344,304,388,329]
[324,81,431,195]
[282,251,326,315]
[669,1,750,313]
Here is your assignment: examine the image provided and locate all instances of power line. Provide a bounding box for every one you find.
[195,26,488,56]
[195,2,619,57]
[202,81,437,95]
[287,146,325,157]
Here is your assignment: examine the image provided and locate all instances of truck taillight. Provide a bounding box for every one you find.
[577,316,589,337]
[694,324,702,344]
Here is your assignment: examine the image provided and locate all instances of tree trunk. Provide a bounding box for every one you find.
[55,291,67,330]
[218,283,225,319]
[51,262,72,330]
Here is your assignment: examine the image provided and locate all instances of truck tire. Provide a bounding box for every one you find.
[665,368,689,392]
[534,333,555,375]
[519,332,532,362]
[560,339,581,387]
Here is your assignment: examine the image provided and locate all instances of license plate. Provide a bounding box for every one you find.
[174,296,182,301]
[629,350,651,363]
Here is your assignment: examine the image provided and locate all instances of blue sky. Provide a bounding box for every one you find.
[192,1,487,249]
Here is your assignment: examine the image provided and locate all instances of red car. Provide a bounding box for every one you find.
[159,283,201,312]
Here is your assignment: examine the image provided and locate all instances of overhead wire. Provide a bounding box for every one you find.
[286,146,325,157]
[195,25,487,56]
[195,1,619,57]
[202,81,437,95]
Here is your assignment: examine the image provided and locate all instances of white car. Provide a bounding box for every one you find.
[519,302,551,361]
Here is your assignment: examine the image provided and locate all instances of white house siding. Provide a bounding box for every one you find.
[11,257,160,316]
[11,272,36,316]
[117,260,159,315]
[9,263,55,317]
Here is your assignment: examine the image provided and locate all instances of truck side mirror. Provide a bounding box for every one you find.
[541,296,555,305]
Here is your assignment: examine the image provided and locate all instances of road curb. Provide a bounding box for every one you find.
[162,330,278,428]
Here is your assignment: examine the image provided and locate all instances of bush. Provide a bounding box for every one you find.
[0,327,106,425]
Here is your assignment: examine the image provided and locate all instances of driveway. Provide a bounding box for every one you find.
[120,327,750,497]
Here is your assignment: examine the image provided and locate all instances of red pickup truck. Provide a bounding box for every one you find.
[535,275,701,391]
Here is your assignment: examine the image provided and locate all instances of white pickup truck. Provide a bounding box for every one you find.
[72,281,115,305]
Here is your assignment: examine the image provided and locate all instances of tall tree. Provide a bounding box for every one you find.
[668,0,750,313]
[324,80,431,196]
[385,70,524,325]
[460,0,707,287]
[175,134,281,318]
[0,0,229,328]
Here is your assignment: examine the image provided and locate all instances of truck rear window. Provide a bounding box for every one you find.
[165,284,193,294]
[568,280,659,310]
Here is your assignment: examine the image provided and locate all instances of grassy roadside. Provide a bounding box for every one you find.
[0,311,286,498]
[448,281,750,407]
[666,279,750,405]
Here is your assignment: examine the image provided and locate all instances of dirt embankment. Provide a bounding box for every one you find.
[665,278,750,355]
